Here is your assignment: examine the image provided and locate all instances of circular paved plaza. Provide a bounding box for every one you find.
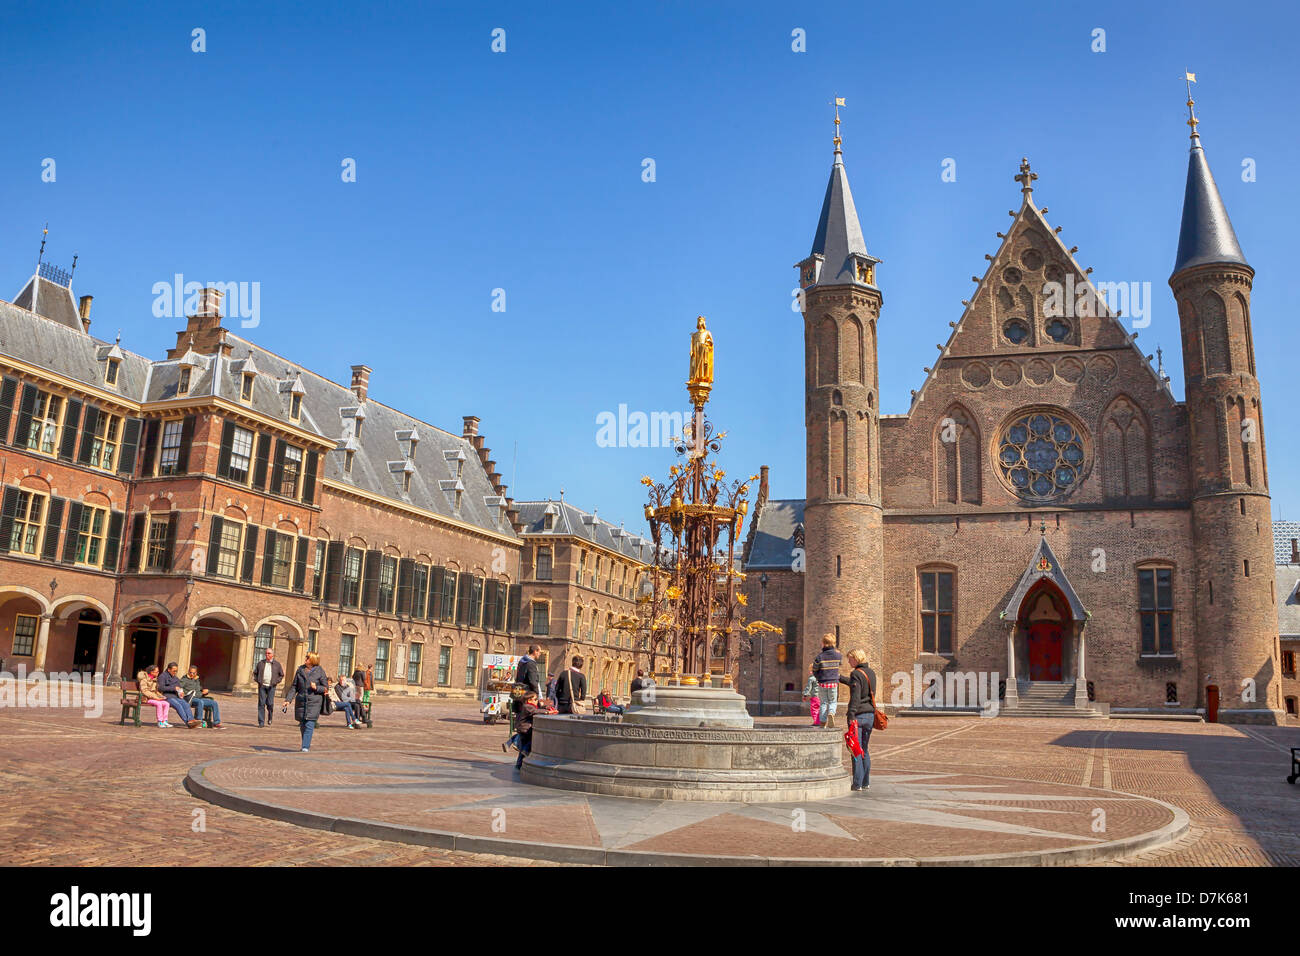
[2,697,1297,866]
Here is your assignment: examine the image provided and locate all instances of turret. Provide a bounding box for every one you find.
[797,104,885,670]
[1169,84,1282,723]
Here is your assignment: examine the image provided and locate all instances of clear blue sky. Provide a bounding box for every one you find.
[3,0,1297,530]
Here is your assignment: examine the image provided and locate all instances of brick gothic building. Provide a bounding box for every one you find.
[740,119,1285,724]
[515,499,656,697]
[0,279,526,699]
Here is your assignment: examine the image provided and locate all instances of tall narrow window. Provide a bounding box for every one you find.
[105,359,120,386]
[338,634,355,678]
[375,639,391,681]
[311,541,326,600]
[88,413,121,471]
[536,547,553,581]
[27,392,63,455]
[270,534,294,588]
[290,393,302,421]
[465,648,480,687]
[241,372,255,402]
[75,506,108,567]
[215,521,243,577]
[531,602,549,636]
[254,624,275,655]
[177,366,191,395]
[279,445,303,498]
[228,426,254,484]
[919,569,954,655]
[437,646,451,686]
[9,491,47,555]
[1138,566,1174,656]
[341,548,363,608]
[13,614,38,656]
[158,420,185,475]
[378,556,397,613]
[407,642,423,683]
[145,515,171,570]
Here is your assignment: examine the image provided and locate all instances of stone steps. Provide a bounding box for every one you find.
[1001,680,1106,718]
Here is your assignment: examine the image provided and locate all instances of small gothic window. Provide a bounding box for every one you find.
[1003,319,1030,345]
[997,410,1086,500]
[832,390,843,406]
[1046,318,1071,343]
[1165,682,1178,703]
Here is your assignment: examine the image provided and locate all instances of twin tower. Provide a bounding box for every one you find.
[796,108,1279,721]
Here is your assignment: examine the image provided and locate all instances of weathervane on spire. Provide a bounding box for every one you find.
[830,96,845,150]
[37,223,48,269]
[1184,72,1199,140]
[1015,158,1037,197]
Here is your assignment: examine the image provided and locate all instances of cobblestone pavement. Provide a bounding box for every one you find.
[2,695,1296,865]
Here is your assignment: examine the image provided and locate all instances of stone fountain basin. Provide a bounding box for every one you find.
[520,714,851,803]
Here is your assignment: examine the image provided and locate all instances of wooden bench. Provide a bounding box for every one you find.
[592,695,624,721]
[120,681,143,727]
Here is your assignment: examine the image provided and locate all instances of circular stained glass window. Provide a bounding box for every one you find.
[997,409,1087,500]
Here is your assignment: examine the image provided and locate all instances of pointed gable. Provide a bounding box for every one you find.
[1001,534,1088,621]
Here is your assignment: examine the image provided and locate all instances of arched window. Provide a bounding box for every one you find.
[935,405,981,504]
[842,316,864,384]
[1099,396,1151,499]
[1201,291,1229,375]
[816,317,838,386]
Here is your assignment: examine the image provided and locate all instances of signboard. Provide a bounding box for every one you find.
[483,654,521,670]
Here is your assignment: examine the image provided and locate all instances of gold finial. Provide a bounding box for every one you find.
[1014,157,1037,197]
[829,96,845,151]
[1184,72,1199,140]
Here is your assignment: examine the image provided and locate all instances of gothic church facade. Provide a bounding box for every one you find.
[740,117,1283,724]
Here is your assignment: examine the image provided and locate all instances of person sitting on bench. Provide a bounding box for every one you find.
[596,690,624,716]
[180,665,224,728]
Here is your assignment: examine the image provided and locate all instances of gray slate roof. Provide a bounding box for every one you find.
[807,147,872,287]
[0,291,514,540]
[0,298,152,401]
[1173,136,1249,274]
[220,333,516,538]
[1274,520,1300,566]
[1278,566,1300,638]
[743,498,805,570]
[12,273,83,331]
[516,499,654,563]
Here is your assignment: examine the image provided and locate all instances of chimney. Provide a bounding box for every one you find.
[462,416,480,439]
[1292,538,1298,565]
[78,295,93,333]
[196,287,224,318]
[350,365,371,402]
[759,465,770,501]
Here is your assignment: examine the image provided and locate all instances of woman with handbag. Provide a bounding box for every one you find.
[282,651,330,752]
[839,649,883,792]
[553,655,588,715]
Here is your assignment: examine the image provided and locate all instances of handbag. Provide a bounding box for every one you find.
[321,685,334,716]
[867,673,888,731]
[843,724,864,757]
[566,670,590,716]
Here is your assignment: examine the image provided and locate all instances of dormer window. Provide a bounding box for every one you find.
[241,372,254,402]
[544,513,555,531]
[403,471,412,493]
[355,416,364,439]
[290,393,302,421]
[456,458,464,479]
[454,489,462,511]
[178,366,191,395]
[105,358,120,386]
[345,450,354,473]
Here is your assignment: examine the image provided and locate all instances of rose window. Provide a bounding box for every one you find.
[997,410,1087,499]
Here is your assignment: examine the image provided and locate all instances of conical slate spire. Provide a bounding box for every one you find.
[1172,134,1249,275]
[809,146,870,285]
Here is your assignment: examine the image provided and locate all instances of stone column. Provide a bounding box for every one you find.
[33,614,53,671]
[1075,625,1090,710]
[231,633,255,694]
[163,627,194,672]
[1004,626,1018,705]
[95,622,112,675]
[282,641,301,699]
[109,623,128,681]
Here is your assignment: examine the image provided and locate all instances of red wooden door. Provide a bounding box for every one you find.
[1027,621,1063,681]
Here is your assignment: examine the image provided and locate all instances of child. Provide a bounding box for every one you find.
[514,691,542,771]
[803,673,820,726]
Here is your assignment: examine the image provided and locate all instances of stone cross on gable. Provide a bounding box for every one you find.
[1015,157,1037,197]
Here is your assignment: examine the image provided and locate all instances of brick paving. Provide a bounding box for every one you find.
[2,695,1296,865]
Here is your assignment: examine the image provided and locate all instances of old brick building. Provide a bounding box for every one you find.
[515,498,655,697]
[1275,520,1300,721]
[740,112,1285,724]
[0,275,525,700]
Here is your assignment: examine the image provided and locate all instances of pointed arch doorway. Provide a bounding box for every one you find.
[1020,581,1070,681]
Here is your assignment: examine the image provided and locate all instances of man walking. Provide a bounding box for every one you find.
[515,645,542,696]
[252,647,284,727]
[811,634,843,729]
